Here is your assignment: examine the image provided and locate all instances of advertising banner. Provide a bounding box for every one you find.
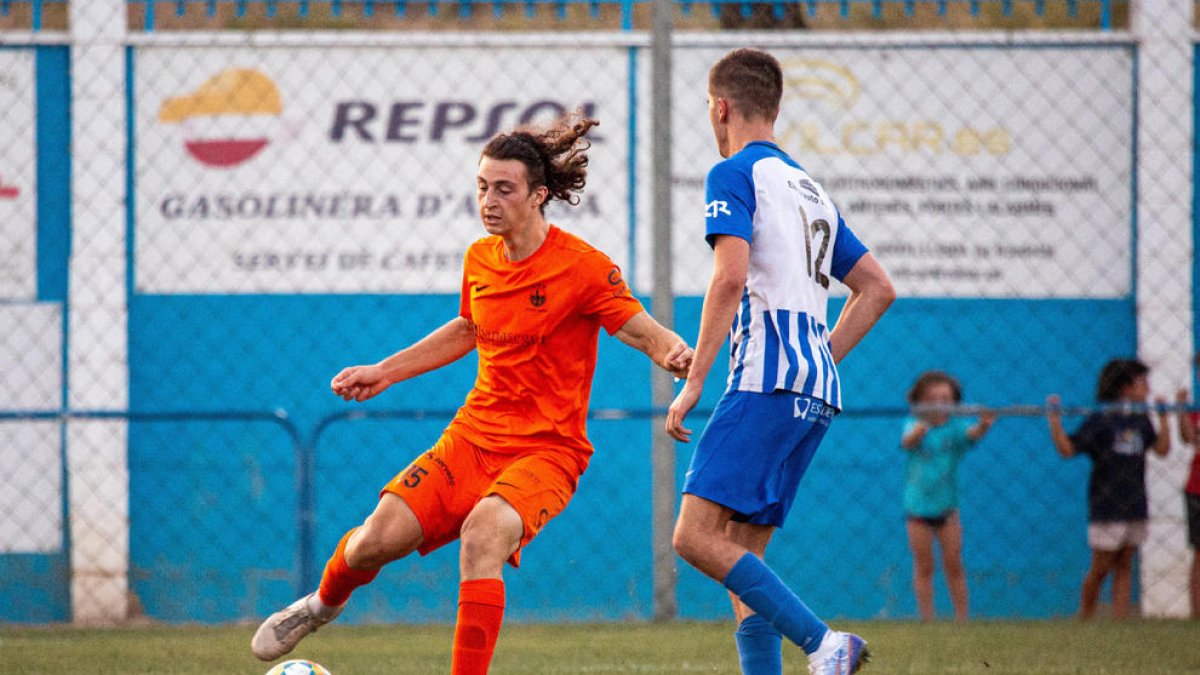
[670,46,1134,298]
[134,47,630,294]
[0,50,37,300]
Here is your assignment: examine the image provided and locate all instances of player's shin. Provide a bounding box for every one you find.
[451,578,507,675]
[735,613,784,674]
[723,553,827,655]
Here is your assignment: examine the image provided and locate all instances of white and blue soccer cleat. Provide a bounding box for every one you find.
[808,631,870,675]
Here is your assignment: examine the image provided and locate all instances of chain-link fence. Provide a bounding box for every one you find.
[2,0,1196,628]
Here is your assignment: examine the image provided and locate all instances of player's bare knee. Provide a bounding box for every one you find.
[460,528,514,569]
[459,497,521,569]
[459,527,519,581]
[348,514,418,569]
[672,524,704,566]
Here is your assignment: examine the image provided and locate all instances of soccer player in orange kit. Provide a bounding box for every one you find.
[252,113,693,674]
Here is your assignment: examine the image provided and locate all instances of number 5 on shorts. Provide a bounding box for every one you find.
[402,466,429,488]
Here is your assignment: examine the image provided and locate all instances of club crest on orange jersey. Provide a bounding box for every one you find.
[530,284,547,307]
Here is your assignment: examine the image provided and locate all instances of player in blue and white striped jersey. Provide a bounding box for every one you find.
[705,140,865,407]
[666,48,894,675]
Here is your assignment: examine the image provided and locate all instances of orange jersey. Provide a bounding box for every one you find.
[449,225,645,467]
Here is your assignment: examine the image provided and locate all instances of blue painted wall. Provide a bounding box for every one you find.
[122,292,1132,623]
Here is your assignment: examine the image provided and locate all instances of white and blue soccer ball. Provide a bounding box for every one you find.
[265,659,332,675]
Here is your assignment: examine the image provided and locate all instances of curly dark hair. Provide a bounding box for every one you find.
[1095,358,1149,402]
[906,370,963,405]
[480,112,599,214]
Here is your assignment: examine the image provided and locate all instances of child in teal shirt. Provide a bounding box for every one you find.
[901,371,995,621]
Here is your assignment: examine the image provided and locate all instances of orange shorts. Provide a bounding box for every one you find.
[380,427,582,567]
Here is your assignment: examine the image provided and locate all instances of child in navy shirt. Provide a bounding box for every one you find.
[1047,358,1170,619]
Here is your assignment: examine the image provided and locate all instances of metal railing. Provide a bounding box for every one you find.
[114,0,1119,31]
[0,0,1125,34]
[3,398,1183,602]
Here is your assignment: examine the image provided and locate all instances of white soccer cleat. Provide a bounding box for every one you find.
[808,631,870,675]
[251,592,343,662]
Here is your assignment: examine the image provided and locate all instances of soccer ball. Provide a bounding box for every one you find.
[265,659,332,675]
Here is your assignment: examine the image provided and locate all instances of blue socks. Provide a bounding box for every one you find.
[723,553,828,655]
[735,613,782,674]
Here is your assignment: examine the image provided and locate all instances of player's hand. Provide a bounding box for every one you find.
[665,382,701,442]
[663,341,693,379]
[330,365,391,402]
[979,410,998,427]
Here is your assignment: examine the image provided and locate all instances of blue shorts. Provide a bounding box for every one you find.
[682,389,834,527]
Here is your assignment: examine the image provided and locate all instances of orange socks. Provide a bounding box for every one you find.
[450,578,506,675]
[317,527,380,607]
[316,531,505,674]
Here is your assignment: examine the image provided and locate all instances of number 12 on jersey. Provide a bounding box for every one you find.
[799,206,831,289]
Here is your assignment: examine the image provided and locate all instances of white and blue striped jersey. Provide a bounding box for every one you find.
[704,141,867,408]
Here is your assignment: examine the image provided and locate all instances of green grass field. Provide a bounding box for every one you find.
[2,619,1198,674]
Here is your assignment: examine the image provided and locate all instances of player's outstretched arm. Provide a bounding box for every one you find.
[331,316,477,402]
[614,312,693,379]
[829,252,895,364]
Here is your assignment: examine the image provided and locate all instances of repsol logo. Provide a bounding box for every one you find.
[330,100,602,144]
